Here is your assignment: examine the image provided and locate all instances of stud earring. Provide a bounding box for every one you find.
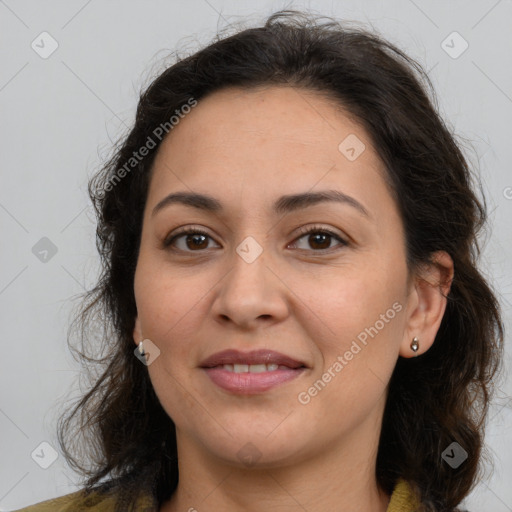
[138,340,145,357]
[410,337,419,354]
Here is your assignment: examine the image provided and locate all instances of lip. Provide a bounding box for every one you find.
[200,349,308,395]
[199,349,306,369]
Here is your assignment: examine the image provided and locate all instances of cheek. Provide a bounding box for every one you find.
[134,255,208,343]
[298,286,404,432]
[307,267,404,349]
[298,268,405,404]
[135,267,208,423]
[134,262,218,408]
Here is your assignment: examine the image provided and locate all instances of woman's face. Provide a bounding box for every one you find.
[133,85,421,468]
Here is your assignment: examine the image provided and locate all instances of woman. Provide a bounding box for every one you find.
[15,9,503,512]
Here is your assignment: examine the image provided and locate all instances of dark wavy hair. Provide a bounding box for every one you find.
[57,9,504,512]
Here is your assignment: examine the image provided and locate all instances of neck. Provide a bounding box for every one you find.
[160,413,390,512]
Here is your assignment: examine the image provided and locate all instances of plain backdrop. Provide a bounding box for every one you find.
[1,0,511,510]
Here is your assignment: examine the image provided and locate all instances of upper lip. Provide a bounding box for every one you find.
[199,349,307,369]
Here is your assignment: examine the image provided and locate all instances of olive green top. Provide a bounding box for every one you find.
[13,478,419,511]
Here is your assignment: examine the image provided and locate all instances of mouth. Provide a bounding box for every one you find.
[199,349,308,394]
[200,348,307,369]
[214,363,294,373]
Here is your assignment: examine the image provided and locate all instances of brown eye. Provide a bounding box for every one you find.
[164,225,348,254]
[290,226,348,252]
[307,233,332,250]
[164,229,219,252]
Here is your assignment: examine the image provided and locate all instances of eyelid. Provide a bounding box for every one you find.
[292,224,348,242]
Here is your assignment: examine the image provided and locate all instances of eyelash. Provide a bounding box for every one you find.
[164,224,348,254]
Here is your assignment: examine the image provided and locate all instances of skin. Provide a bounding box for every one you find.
[132,85,454,512]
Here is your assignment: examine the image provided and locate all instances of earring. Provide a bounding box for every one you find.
[410,337,419,354]
[138,340,145,357]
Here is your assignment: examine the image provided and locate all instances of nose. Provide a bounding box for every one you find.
[210,243,290,331]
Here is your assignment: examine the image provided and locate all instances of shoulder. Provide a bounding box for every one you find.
[10,488,155,512]
[387,478,421,512]
[13,491,101,512]
[386,479,474,512]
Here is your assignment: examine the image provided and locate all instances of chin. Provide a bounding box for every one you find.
[187,415,316,467]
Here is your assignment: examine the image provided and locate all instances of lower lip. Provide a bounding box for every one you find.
[202,367,305,394]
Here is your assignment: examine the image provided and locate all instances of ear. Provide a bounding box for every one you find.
[400,251,454,358]
[133,315,143,347]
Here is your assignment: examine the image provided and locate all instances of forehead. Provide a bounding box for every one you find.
[147,85,393,219]
[159,85,365,157]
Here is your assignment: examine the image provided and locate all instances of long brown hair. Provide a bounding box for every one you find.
[58,10,504,511]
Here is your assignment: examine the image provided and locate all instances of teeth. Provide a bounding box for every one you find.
[222,363,280,373]
[249,364,267,373]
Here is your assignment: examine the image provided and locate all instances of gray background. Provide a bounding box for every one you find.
[1,0,511,510]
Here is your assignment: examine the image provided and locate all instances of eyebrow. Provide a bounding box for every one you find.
[151,190,369,218]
